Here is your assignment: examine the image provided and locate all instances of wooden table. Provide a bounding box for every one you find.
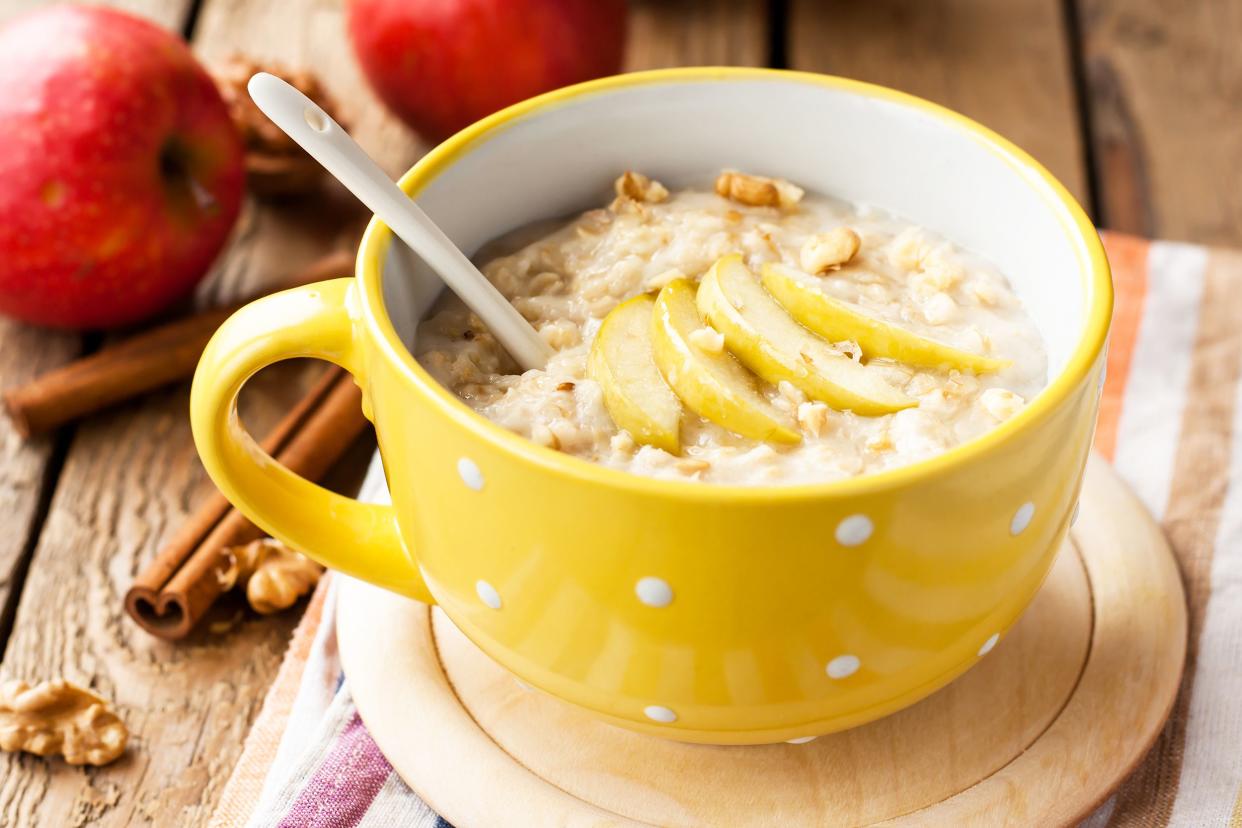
[0,0,1232,824]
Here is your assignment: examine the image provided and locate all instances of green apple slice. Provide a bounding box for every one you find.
[651,279,800,444]
[697,255,915,416]
[588,295,683,454]
[761,262,1010,374]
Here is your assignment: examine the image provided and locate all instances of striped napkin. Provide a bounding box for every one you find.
[210,232,1240,827]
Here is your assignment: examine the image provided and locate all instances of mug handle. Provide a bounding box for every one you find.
[190,277,433,603]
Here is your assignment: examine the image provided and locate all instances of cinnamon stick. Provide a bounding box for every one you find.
[124,367,369,639]
[3,249,355,438]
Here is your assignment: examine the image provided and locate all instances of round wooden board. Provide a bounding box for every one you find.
[338,455,1187,827]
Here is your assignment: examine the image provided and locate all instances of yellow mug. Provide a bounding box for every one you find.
[191,68,1111,744]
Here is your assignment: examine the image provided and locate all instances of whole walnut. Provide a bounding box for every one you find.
[213,57,344,197]
[0,679,127,766]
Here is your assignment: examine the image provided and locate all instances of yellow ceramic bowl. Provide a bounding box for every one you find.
[191,68,1111,744]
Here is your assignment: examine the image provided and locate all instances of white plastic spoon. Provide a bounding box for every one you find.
[246,72,552,372]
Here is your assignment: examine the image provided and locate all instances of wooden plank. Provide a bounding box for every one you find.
[0,0,409,824]
[1077,0,1242,244]
[0,0,188,27]
[789,0,1089,205]
[0,324,77,643]
[626,0,769,70]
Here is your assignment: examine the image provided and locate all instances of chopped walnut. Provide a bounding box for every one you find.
[675,458,711,475]
[865,428,894,453]
[832,340,863,362]
[213,56,342,197]
[714,170,804,209]
[531,422,560,450]
[226,539,324,615]
[0,679,127,766]
[980,388,1025,421]
[546,419,580,451]
[797,401,830,437]
[610,431,637,455]
[687,326,725,354]
[556,381,576,392]
[778,380,807,408]
[614,171,669,204]
[800,228,861,273]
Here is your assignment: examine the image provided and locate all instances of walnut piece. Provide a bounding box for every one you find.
[675,458,711,475]
[614,171,669,204]
[226,538,324,615]
[800,227,861,273]
[980,388,1025,421]
[797,401,831,437]
[0,679,127,766]
[687,326,725,354]
[213,56,343,197]
[714,170,804,209]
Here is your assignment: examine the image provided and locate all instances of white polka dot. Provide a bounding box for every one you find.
[635,577,673,607]
[978,633,1000,656]
[457,457,484,491]
[1071,500,1081,526]
[1010,502,1035,535]
[786,736,817,744]
[834,515,873,547]
[475,579,501,609]
[826,654,860,679]
[644,705,677,723]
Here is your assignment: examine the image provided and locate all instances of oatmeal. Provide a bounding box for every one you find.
[415,171,1047,485]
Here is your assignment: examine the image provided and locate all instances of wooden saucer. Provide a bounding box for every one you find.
[338,455,1186,827]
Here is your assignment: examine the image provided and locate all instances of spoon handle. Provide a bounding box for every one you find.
[246,72,552,372]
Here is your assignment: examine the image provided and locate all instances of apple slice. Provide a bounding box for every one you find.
[588,295,682,453]
[761,262,1010,374]
[651,279,800,444]
[697,255,915,416]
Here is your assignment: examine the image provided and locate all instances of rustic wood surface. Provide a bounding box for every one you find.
[789,0,1089,204]
[0,0,1231,825]
[1076,0,1242,243]
[336,456,1185,827]
[627,0,769,69]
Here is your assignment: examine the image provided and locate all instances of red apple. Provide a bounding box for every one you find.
[346,0,627,142]
[0,6,245,330]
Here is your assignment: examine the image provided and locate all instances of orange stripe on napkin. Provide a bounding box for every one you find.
[1095,232,1151,460]
[208,578,332,828]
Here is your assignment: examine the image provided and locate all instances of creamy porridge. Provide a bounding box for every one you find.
[415,171,1047,485]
